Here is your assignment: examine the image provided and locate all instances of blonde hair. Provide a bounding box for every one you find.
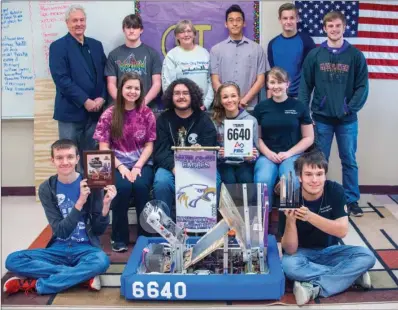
[323,11,346,27]
[174,20,197,45]
[267,67,289,84]
[212,82,241,125]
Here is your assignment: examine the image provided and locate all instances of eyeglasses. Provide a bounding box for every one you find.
[173,91,190,97]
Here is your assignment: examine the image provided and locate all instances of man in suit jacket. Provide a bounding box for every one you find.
[49,5,107,171]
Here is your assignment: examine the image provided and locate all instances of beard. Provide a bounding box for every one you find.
[173,100,191,111]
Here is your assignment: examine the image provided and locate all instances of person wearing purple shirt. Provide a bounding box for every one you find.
[94,73,156,252]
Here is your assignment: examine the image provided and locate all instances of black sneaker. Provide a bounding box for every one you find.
[111,241,128,252]
[348,202,363,217]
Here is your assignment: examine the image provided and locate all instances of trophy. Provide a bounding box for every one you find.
[178,127,187,147]
[279,172,299,211]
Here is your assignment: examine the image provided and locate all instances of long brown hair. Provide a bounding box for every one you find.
[111,73,145,139]
[212,82,241,125]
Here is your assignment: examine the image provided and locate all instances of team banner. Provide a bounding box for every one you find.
[137,1,258,59]
[174,150,217,232]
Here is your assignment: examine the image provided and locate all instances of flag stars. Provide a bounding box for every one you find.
[351,30,355,34]
[309,9,313,13]
[315,4,319,9]
[335,4,340,9]
[304,13,308,18]
[309,19,313,23]
[351,20,356,25]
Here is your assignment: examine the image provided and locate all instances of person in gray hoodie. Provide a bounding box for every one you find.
[4,139,116,295]
[212,82,259,184]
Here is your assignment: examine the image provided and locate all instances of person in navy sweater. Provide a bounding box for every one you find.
[267,3,316,98]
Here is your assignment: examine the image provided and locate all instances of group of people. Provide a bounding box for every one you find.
[3,3,375,306]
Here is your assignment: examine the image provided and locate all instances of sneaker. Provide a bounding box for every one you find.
[348,202,363,217]
[3,277,37,295]
[293,281,320,306]
[111,241,128,252]
[88,275,101,291]
[355,271,371,289]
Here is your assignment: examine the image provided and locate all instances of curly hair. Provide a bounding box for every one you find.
[162,78,203,111]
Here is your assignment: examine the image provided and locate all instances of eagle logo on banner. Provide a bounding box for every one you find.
[177,184,216,208]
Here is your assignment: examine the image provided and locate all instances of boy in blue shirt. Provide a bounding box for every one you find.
[267,3,316,97]
[4,139,116,295]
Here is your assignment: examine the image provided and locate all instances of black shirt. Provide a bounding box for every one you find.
[279,180,348,249]
[71,34,96,79]
[253,97,312,153]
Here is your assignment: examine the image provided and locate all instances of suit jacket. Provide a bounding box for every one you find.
[49,33,107,122]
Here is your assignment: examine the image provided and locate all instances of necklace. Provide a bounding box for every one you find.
[302,191,325,214]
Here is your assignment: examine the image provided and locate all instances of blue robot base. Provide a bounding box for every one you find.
[120,235,285,301]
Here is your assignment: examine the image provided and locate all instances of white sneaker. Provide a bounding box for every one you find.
[355,271,371,289]
[88,275,101,291]
[293,281,319,306]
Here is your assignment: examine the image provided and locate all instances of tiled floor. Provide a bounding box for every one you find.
[1,194,398,309]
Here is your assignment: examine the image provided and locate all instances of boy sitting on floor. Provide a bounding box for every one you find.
[4,139,116,295]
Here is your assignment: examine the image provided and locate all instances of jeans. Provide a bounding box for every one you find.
[153,168,221,220]
[281,245,376,297]
[5,242,110,295]
[111,165,154,242]
[58,119,97,172]
[315,121,360,204]
[218,162,254,184]
[254,154,300,207]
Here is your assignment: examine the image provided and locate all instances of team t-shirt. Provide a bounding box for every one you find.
[253,97,312,153]
[279,180,348,249]
[55,175,89,244]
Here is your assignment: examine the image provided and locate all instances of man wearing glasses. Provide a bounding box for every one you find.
[210,4,267,110]
[153,78,217,217]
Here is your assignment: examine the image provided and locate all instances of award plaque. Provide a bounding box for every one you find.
[83,150,115,188]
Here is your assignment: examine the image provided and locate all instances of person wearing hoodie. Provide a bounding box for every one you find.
[4,139,116,295]
[254,67,314,207]
[298,11,369,217]
[212,82,259,184]
[153,78,217,215]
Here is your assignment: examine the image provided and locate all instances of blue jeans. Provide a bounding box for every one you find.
[315,121,359,204]
[111,165,154,242]
[58,119,97,172]
[5,242,110,295]
[254,154,300,207]
[153,168,221,219]
[282,245,376,297]
[218,162,254,184]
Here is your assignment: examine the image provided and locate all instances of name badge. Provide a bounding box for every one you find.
[224,120,253,157]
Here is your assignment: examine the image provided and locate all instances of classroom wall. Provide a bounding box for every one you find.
[1,1,397,188]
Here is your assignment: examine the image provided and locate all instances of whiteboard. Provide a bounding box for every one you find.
[1,1,134,119]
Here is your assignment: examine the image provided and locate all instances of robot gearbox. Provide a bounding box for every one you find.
[120,183,285,300]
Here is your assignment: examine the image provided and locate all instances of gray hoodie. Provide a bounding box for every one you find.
[213,109,259,164]
[38,174,110,248]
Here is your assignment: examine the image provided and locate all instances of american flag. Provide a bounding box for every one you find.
[295,1,398,80]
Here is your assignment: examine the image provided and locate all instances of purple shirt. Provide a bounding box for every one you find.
[94,105,156,168]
